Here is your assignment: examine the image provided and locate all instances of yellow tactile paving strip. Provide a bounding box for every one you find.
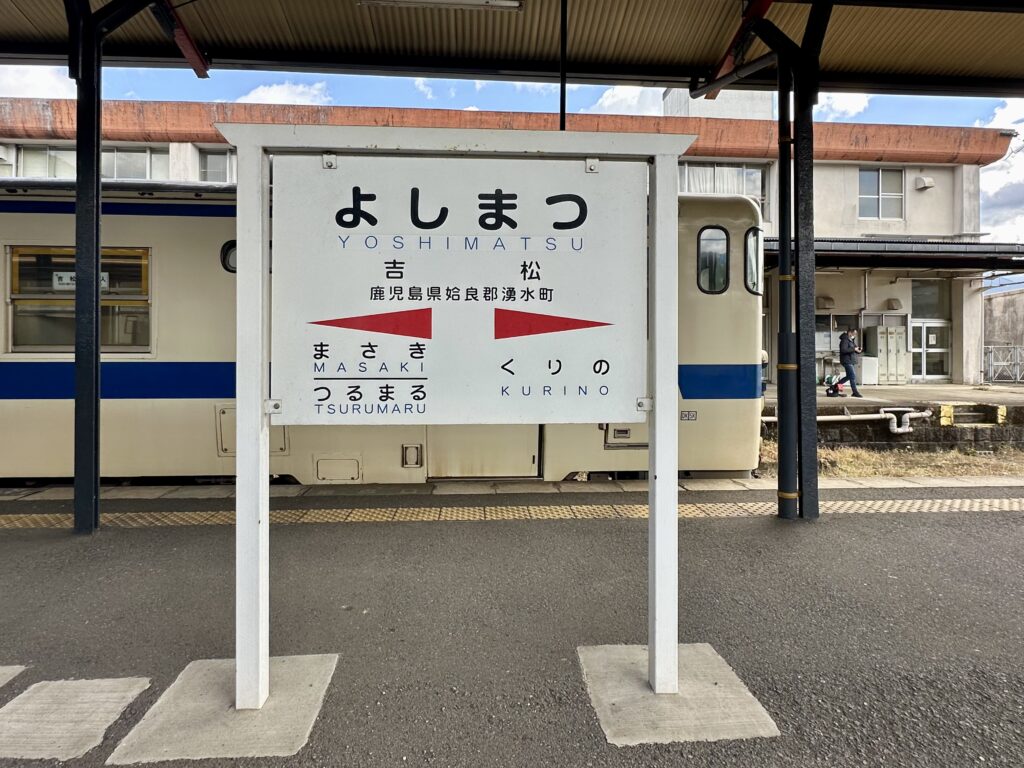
[1,497,1023,530]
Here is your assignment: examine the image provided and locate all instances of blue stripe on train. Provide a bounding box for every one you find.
[0,200,236,217]
[0,362,761,401]
[0,362,236,399]
[678,363,762,400]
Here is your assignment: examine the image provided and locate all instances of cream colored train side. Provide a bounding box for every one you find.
[0,191,762,483]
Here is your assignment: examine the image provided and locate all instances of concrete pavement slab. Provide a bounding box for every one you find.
[0,678,149,761]
[557,481,621,493]
[616,479,649,491]
[680,479,747,491]
[161,485,235,499]
[494,481,560,494]
[818,478,866,489]
[433,481,497,495]
[269,485,308,497]
[843,476,927,488]
[0,667,25,691]
[578,644,779,746]
[24,487,75,500]
[900,476,972,488]
[955,475,1024,487]
[733,478,777,490]
[106,655,337,765]
[0,489,36,499]
[100,487,171,500]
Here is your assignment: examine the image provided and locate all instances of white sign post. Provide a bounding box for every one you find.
[219,124,691,709]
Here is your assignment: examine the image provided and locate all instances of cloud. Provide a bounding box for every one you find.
[814,92,872,121]
[511,81,585,95]
[582,86,663,116]
[236,80,331,105]
[980,98,1024,242]
[414,77,435,100]
[463,106,480,111]
[474,80,487,91]
[0,66,76,99]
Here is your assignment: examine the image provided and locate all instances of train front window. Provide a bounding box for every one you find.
[744,227,763,295]
[697,227,729,294]
[8,246,151,352]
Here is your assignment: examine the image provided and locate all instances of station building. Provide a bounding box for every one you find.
[665,89,1019,386]
[0,96,1016,388]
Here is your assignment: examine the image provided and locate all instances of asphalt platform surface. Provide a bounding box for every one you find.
[1,508,1023,767]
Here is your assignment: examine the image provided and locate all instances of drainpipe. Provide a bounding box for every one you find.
[763,407,932,435]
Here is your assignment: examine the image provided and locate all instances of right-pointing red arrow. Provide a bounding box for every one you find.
[494,308,611,340]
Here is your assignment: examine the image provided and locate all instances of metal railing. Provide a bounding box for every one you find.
[984,346,1024,383]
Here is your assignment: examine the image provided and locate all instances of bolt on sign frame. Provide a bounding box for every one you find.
[218,124,691,709]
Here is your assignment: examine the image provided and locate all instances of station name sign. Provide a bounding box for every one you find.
[270,153,648,425]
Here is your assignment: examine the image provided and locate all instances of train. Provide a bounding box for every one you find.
[0,185,763,484]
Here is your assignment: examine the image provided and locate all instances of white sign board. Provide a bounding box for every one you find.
[53,271,109,291]
[270,154,648,425]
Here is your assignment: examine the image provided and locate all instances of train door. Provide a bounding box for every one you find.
[426,425,540,478]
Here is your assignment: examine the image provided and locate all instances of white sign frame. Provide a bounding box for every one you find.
[217,123,691,709]
[269,152,650,426]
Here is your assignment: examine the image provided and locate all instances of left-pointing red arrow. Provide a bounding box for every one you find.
[309,308,432,339]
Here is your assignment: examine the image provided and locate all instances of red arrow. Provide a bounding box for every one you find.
[494,308,611,340]
[310,308,431,339]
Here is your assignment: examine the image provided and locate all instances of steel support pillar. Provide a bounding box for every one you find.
[558,0,567,130]
[234,146,272,709]
[775,63,799,520]
[793,71,820,520]
[72,10,102,535]
[648,154,680,694]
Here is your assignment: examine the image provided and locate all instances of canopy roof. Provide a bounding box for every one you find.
[3,1,1024,96]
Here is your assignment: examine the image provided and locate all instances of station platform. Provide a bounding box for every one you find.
[0,486,1022,766]
[2,475,1022,530]
[764,382,1024,408]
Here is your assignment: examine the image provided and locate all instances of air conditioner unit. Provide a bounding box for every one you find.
[815,295,835,310]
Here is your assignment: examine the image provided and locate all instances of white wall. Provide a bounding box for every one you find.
[813,164,962,239]
[663,88,774,120]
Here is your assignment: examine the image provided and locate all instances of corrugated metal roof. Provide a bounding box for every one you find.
[2,1,1024,95]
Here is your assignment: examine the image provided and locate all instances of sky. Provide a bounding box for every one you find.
[0,64,1021,243]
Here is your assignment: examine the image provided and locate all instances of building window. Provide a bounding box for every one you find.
[18,146,76,178]
[200,151,236,183]
[8,246,151,352]
[859,168,904,219]
[911,279,951,319]
[697,226,729,294]
[15,146,169,180]
[744,227,763,295]
[101,148,170,180]
[681,162,768,217]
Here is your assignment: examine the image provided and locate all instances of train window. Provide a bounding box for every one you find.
[697,227,729,294]
[8,246,151,352]
[744,227,763,295]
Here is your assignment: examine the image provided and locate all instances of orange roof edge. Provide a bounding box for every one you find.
[0,98,1012,167]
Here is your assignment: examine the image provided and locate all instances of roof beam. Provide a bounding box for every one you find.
[149,0,210,78]
[704,0,775,99]
[781,0,1024,11]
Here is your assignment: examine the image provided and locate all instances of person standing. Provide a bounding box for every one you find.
[838,327,863,398]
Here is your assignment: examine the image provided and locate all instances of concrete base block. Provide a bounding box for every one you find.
[0,666,25,690]
[0,677,149,761]
[107,654,337,765]
[578,643,779,746]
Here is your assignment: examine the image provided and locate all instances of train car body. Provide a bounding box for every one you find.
[0,188,762,483]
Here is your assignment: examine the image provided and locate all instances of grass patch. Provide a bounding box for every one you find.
[759,440,1024,478]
